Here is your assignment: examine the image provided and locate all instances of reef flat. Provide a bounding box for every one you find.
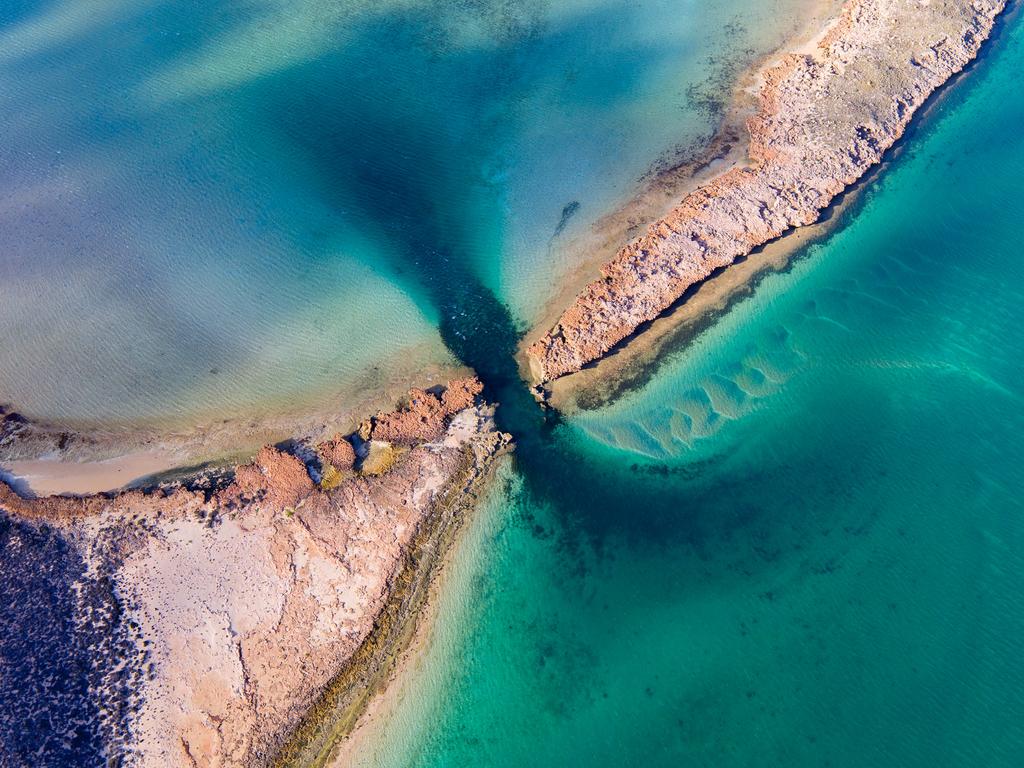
[0,380,511,767]
[527,0,1007,382]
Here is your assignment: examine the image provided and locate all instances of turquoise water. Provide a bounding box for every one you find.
[4,1,1024,766]
[0,0,815,426]
[352,9,1024,768]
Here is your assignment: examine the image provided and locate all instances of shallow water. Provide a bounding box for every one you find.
[349,9,1024,767]
[5,1,1023,765]
[0,0,814,427]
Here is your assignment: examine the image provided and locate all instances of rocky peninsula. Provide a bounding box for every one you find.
[0,379,511,767]
[527,0,1007,382]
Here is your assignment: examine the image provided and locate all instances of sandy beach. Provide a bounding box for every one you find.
[1,450,181,496]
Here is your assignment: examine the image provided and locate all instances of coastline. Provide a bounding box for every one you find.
[541,193,853,413]
[173,7,856,764]
[526,0,1009,387]
[0,360,470,496]
[542,0,1016,416]
[321,457,512,768]
[0,0,836,495]
[0,379,512,767]
[272,442,512,768]
[1,1,1016,765]
[537,0,1022,415]
[519,0,844,354]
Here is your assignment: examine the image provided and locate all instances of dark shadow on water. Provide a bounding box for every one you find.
[0,515,138,766]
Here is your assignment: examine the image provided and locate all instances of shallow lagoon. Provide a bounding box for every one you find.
[0,0,815,427]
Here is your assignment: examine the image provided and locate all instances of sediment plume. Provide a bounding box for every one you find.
[527,0,1007,382]
[0,378,511,768]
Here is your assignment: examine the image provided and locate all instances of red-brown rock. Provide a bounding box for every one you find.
[370,377,483,444]
[318,435,356,470]
[224,446,315,510]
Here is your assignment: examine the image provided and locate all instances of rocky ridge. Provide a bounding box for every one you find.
[527,0,1007,381]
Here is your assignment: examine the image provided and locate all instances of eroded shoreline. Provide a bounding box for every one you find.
[0,361,470,496]
[527,0,1009,385]
[272,438,511,768]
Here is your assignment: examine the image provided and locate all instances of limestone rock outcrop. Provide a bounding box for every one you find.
[528,0,1007,381]
[369,377,485,444]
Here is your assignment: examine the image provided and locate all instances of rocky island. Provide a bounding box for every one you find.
[527,0,1007,382]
